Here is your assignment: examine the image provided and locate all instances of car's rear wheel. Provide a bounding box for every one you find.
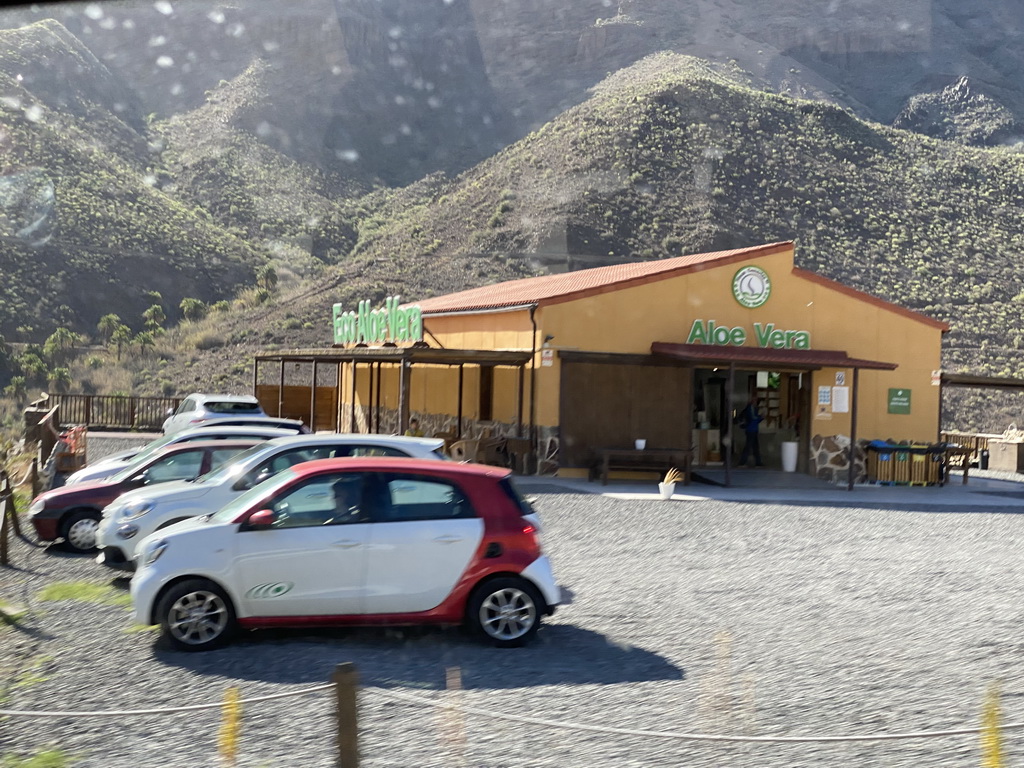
[156,579,236,652]
[467,577,542,648]
[61,508,101,553]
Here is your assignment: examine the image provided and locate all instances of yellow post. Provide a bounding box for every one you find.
[981,682,1004,768]
[218,686,242,767]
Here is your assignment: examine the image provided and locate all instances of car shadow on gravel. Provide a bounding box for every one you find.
[152,623,684,690]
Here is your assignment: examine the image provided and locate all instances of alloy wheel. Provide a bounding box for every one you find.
[478,586,537,641]
[167,590,229,646]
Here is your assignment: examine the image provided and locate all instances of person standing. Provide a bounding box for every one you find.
[738,396,764,467]
[404,418,424,437]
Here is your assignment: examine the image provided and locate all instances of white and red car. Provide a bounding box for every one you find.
[131,457,562,651]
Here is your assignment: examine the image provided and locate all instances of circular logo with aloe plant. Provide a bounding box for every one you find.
[732,266,771,308]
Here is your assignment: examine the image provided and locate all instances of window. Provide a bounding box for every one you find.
[205,400,263,414]
[176,397,196,415]
[209,447,249,473]
[237,444,359,490]
[346,445,411,458]
[263,473,367,528]
[142,451,204,483]
[375,473,475,522]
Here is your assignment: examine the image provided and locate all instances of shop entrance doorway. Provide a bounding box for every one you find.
[693,368,811,472]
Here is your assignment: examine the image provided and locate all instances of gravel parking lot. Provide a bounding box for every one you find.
[3,487,1024,767]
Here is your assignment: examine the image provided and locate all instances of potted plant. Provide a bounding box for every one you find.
[659,467,684,500]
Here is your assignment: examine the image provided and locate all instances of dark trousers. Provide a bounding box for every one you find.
[740,432,762,466]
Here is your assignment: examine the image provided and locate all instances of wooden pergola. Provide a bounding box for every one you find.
[253,346,533,437]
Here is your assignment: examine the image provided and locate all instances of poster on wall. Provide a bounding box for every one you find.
[832,386,849,413]
[835,371,846,386]
[817,385,831,406]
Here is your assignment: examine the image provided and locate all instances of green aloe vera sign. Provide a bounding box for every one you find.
[333,296,423,345]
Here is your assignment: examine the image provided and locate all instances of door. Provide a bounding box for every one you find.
[233,472,371,617]
[362,472,484,614]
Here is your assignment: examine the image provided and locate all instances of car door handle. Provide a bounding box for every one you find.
[433,535,462,544]
[332,540,361,549]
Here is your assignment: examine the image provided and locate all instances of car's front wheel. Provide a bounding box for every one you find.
[156,579,237,652]
[467,577,543,648]
[61,508,101,553]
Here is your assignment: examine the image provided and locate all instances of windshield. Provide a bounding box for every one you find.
[207,466,296,523]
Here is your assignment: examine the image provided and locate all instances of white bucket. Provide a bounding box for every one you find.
[781,441,799,473]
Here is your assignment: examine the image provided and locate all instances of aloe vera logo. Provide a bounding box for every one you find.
[246,582,294,599]
[732,266,771,308]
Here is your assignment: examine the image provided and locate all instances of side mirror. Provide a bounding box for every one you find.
[246,509,276,529]
[128,472,148,488]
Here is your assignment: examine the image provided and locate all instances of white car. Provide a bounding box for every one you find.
[162,393,266,435]
[131,457,561,651]
[65,425,299,486]
[96,433,448,569]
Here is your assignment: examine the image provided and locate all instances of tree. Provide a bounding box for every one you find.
[142,304,166,331]
[43,327,82,365]
[4,375,26,401]
[48,367,71,394]
[180,297,208,322]
[256,264,278,293]
[134,330,155,356]
[97,313,122,342]
[143,290,163,307]
[110,324,132,361]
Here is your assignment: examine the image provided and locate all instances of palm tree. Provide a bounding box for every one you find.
[142,304,166,331]
[97,313,122,342]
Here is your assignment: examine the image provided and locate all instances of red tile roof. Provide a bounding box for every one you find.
[413,242,794,314]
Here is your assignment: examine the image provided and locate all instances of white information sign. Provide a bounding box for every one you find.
[832,386,849,413]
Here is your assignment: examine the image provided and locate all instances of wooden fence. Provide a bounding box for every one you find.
[940,431,999,465]
[45,393,181,431]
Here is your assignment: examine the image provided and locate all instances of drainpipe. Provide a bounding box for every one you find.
[529,304,539,474]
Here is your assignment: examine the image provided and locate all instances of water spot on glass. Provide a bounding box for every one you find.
[227,22,245,37]
[336,149,359,162]
[0,168,56,247]
[256,121,274,138]
[15,74,22,82]
[156,55,174,69]
[122,19,135,30]
[24,105,42,123]
[207,9,225,24]
[394,95,406,105]
[400,124,412,136]
[331,65,343,75]
[262,40,280,53]
[84,3,103,19]
[113,101,126,113]
[388,26,403,39]
[99,17,117,30]
[154,1,174,16]
[148,139,165,153]
[427,96,441,109]
[149,34,167,47]
[0,96,22,110]
[389,55,407,68]
[170,82,183,96]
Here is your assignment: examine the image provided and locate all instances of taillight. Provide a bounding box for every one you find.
[521,523,541,558]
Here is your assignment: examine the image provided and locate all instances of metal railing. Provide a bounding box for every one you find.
[45,394,181,431]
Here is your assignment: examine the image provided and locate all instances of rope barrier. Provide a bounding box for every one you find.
[0,683,334,718]
[372,687,1024,744]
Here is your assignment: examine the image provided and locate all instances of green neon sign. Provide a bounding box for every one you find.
[332,296,423,345]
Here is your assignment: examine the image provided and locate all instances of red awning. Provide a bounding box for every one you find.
[651,342,897,370]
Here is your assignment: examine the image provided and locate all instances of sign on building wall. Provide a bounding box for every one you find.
[732,266,772,308]
[332,296,423,346]
[888,388,912,415]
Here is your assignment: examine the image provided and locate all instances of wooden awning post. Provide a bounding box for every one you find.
[848,367,860,491]
[349,361,358,433]
[399,359,411,436]
[310,361,318,431]
[725,363,734,488]
[516,364,525,438]
[457,364,464,438]
[277,360,285,418]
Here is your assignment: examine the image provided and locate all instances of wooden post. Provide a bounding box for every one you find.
[0,470,11,566]
[30,458,39,499]
[336,362,343,432]
[350,361,358,433]
[724,363,734,488]
[278,360,285,418]
[310,361,318,432]
[398,358,411,436]
[516,364,524,438]
[847,367,860,492]
[457,364,464,439]
[332,663,359,767]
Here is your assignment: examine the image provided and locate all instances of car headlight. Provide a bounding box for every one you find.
[119,500,153,521]
[29,499,45,516]
[142,539,168,566]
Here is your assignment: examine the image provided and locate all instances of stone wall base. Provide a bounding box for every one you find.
[811,434,867,484]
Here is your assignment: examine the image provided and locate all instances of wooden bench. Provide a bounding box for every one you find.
[593,448,693,486]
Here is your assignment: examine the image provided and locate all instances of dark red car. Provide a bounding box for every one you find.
[28,440,261,553]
